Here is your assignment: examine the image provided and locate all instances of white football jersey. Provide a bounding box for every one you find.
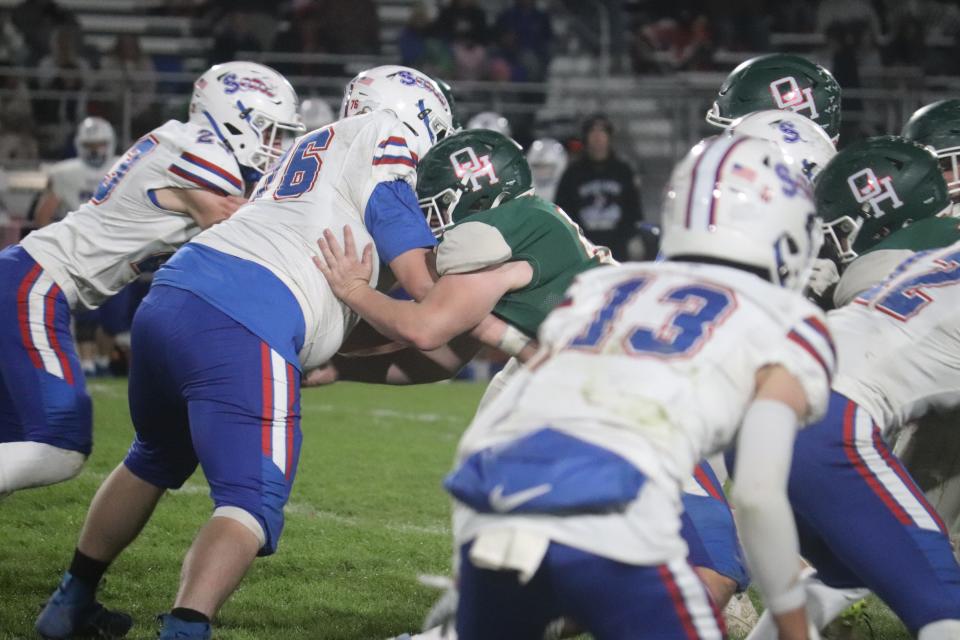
[21,120,244,310]
[453,261,834,565]
[44,156,118,217]
[193,110,424,369]
[830,241,960,432]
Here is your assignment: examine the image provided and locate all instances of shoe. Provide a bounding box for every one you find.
[36,572,133,639]
[157,613,212,640]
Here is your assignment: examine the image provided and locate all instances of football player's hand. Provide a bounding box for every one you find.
[314,226,374,303]
[807,258,839,297]
[303,362,338,386]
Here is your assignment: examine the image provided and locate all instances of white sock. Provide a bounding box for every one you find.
[0,441,86,493]
[744,574,869,640]
[919,619,960,640]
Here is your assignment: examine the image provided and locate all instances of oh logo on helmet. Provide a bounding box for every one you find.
[769,77,820,121]
[847,168,903,218]
[450,146,499,192]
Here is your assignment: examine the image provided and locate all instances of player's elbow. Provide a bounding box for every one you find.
[396,317,448,351]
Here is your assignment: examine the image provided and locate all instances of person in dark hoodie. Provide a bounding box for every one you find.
[555,113,642,260]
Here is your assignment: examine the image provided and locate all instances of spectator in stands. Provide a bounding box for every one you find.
[325,0,381,55]
[11,0,77,63]
[399,3,454,76]
[432,0,489,81]
[209,9,262,65]
[555,114,643,261]
[100,34,157,136]
[432,0,488,45]
[0,11,28,66]
[35,25,92,154]
[273,1,342,78]
[884,14,927,68]
[493,0,553,81]
[0,72,39,167]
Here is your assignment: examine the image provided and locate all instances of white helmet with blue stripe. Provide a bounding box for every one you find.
[189,61,304,179]
[341,65,453,160]
[660,135,821,291]
[728,109,836,181]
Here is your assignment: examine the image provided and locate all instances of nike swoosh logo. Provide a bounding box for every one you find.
[488,483,552,513]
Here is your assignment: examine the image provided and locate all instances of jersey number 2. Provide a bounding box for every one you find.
[857,250,960,320]
[569,276,735,357]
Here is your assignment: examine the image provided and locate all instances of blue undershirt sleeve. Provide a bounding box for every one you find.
[364,180,437,264]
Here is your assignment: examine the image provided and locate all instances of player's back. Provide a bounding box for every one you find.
[189,110,421,368]
[21,119,244,310]
[465,260,833,485]
[830,240,960,430]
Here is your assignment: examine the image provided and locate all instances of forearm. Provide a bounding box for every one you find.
[345,286,453,351]
[731,399,805,616]
[335,333,480,384]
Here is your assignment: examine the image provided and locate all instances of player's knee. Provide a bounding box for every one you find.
[0,441,86,492]
[919,619,960,640]
[212,502,282,555]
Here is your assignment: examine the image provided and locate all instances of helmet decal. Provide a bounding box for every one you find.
[847,168,903,218]
[450,146,500,191]
[769,76,820,120]
[220,72,278,99]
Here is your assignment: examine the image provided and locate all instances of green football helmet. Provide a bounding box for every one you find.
[706,53,842,143]
[432,76,461,131]
[902,99,960,202]
[416,129,533,235]
[814,135,949,262]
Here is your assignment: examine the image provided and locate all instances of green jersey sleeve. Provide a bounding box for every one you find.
[436,195,606,336]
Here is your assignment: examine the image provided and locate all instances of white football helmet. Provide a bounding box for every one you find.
[74,117,115,169]
[526,138,568,201]
[467,111,511,137]
[341,65,453,160]
[729,109,836,181]
[661,135,821,291]
[189,61,304,178]
[299,98,335,131]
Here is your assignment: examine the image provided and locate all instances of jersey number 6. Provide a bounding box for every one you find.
[259,128,334,201]
[569,276,736,357]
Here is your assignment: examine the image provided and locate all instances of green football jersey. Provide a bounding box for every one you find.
[435,195,610,337]
[868,216,960,253]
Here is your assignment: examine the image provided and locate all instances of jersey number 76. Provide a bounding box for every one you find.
[253,128,334,201]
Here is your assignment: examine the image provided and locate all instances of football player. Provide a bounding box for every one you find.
[902,99,960,211]
[316,131,786,634]
[0,61,297,506]
[442,135,828,639]
[34,117,118,226]
[526,137,568,202]
[727,110,839,302]
[746,137,960,640]
[466,111,512,137]
[706,53,842,144]
[298,97,336,132]
[36,65,454,640]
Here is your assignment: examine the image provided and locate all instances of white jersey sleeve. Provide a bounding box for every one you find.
[762,306,836,424]
[345,112,420,221]
[165,130,245,197]
[20,120,241,310]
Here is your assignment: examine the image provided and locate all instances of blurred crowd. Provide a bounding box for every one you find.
[626,0,960,74]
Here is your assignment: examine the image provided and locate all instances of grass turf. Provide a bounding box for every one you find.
[0,379,910,639]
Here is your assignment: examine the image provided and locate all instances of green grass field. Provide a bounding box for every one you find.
[0,379,910,639]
